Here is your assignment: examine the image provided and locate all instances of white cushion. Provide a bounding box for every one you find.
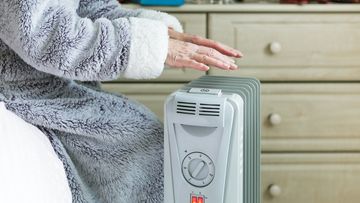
[0,102,72,203]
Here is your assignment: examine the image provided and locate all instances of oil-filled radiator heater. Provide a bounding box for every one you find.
[164,76,261,203]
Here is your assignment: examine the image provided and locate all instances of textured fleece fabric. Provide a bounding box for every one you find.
[0,0,182,202]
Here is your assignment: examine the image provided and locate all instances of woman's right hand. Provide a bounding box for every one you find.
[165,37,241,71]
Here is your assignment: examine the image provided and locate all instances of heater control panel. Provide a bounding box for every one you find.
[182,152,215,187]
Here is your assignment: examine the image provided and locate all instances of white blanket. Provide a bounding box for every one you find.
[0,102,71,203]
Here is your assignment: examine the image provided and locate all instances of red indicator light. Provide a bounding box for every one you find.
[191,196,198,203]
[198,196,204,203]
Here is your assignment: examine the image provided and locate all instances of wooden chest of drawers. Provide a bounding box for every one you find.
[105,4,360,203]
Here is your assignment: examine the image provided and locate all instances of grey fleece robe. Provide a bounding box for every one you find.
[0,0,183,202]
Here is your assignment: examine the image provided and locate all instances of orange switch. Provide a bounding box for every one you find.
[191,196,198,203]
[198,196,204,203]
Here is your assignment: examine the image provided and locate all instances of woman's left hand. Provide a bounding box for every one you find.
[168,28,243,60]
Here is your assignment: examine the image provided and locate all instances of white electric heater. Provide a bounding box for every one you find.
[164,76,260,203]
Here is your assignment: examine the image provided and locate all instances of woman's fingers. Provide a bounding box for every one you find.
[168,54,237,71]
[177,58,210,71]
[192,36,243,58]
[197,46,236,66]
[192,54,234,70]
[167,54,209,71]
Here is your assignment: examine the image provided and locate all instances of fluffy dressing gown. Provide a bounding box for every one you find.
[0,0,183,202]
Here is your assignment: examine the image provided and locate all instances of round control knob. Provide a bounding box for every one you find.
[268,113,282,126]
[269,42,282,54]
[268,184,282,197]
[182,152,215,187]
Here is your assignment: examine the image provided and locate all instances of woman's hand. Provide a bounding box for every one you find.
[166,29,243,71]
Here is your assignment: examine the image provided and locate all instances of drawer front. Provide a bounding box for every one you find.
[262,83,360,152]
[117,13,206,82]
[101,83,183,120]
[209,14,360,81]
[262,153,360,203]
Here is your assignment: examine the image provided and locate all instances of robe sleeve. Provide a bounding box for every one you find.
[78,0,183,32]
[0,0,169,81]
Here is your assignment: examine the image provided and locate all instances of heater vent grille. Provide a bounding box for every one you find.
[176,101,196,115]
[199,103,220,117]
[176,101,220,116]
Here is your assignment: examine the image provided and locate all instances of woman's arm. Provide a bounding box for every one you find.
[77,0,183,32]
[0,0,169,81]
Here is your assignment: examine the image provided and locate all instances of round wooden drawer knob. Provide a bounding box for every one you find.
[269,113,282,125]
[269,184,282,197]
[269,42,282,54]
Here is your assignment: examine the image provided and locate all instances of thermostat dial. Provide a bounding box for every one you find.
[182,152,215,187]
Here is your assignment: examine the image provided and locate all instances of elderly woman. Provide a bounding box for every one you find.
[0,0,241,202]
